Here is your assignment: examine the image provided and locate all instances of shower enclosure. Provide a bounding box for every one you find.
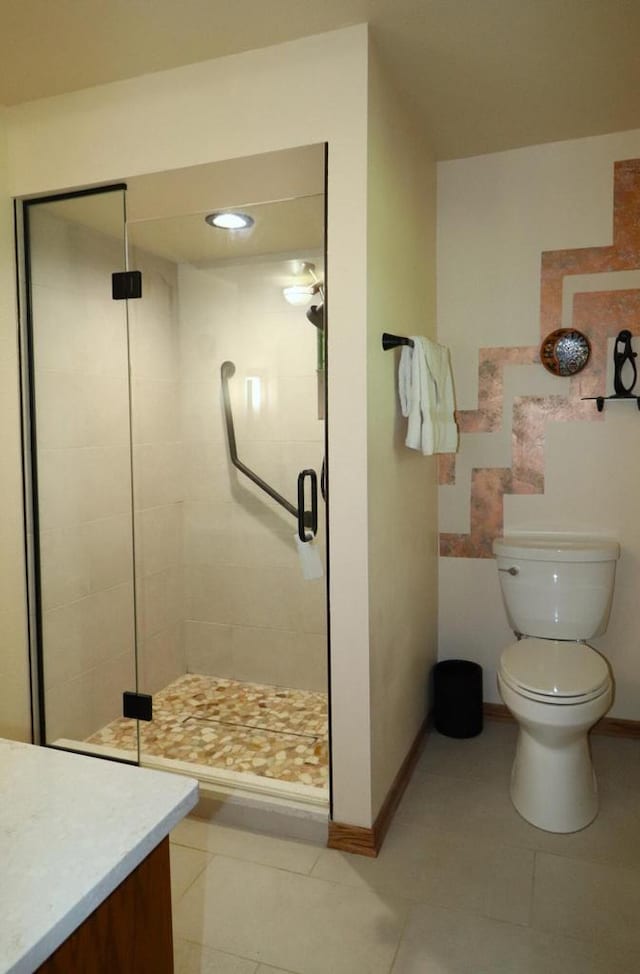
[20,147,329,808]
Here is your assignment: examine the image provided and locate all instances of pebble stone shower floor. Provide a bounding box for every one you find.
[87,674,329,790]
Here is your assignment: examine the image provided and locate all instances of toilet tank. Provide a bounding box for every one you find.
[493,535,620,640]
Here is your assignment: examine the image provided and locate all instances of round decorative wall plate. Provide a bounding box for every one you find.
[540,328,591,376]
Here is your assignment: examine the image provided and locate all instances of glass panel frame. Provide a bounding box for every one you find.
[21,183,140,764]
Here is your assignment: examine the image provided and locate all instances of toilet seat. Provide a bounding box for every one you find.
[499,638,611,705]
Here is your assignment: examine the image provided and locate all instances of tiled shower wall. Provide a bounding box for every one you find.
[32,212,326,743]
[437,133,640,718]
[178,260,327,692]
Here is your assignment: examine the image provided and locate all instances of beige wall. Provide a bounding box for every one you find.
[5,27,373,825]
[0,110,30,741]
[366,44,438,818]
[438,128,640,719]
[178,257,327,691]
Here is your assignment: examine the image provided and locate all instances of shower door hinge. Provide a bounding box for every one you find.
[122,690,153,722]
[112,270,142,300]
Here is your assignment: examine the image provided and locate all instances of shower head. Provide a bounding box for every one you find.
[306,303,324,330]
[283,261,324,326]
[283,282,322,305]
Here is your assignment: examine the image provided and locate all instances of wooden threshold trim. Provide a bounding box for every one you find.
[328,712,430,859]
[484,702,640,739]
[326,820,378,858]
[483,702,514,722]
[593,716,640,739]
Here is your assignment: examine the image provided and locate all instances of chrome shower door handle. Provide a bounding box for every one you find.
[297,469,318,542]
[498,566,519,576]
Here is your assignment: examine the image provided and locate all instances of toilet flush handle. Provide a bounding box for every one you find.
[498,566,519,576]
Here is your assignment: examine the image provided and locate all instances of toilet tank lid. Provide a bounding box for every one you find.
[493,536,620,562]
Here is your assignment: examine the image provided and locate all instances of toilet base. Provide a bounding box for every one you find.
[510,726,598,833]
[498,675,612,833]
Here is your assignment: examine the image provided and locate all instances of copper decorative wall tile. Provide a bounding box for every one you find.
[457,347,539,434]
[540,160,640,335]
[540,246,616,336]
[511,396,593,494]
[440,157,640,559]
[613,159,640,254]
[440,468,513,559]
[438,454,457,486]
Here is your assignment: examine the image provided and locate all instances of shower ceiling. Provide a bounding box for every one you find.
[34,145,325,265]
[128,196,323,264]
[39,193,323,265]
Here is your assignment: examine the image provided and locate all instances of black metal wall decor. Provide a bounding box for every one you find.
[582,329,640,412]
[613,329,637,396]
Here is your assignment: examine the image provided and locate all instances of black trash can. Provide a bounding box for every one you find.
[433,659,483,738]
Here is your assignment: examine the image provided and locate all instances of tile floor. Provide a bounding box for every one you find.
[87,674,328,788]
[169,720,640,973]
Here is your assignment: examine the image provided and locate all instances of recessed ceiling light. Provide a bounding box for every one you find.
[204,211,254,230]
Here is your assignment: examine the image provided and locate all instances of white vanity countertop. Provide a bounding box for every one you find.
[0,738,198,974]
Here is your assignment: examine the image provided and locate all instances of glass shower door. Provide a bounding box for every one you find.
[25,186,140,761]
[126,186,329,793]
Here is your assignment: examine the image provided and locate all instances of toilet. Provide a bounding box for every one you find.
[493,535,619,833]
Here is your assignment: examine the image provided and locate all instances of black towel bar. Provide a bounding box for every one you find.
[382,332,414,351]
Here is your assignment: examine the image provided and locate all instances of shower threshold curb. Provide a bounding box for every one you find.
[53,738,329,811]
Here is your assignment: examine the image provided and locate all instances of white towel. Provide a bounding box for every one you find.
[398,336,458,455]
